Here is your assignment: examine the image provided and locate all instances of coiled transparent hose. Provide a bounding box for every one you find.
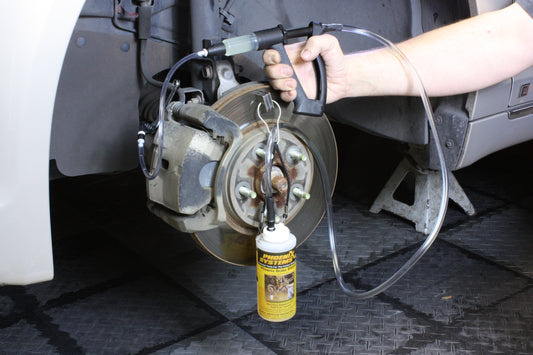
[316,24,449,298]
[138,51,207,180]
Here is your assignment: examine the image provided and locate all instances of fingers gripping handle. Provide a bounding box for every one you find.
[271,43,327,116]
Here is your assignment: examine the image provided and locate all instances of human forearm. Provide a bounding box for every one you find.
[345,3,533,97]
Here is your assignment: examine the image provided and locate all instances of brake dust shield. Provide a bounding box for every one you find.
[188,82,337,265]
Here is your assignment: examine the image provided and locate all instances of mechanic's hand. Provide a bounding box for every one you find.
[263,34,348,104]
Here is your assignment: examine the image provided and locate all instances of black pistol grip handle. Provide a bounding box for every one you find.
[271,43,327,116]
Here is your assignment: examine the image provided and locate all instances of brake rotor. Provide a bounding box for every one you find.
[191,82,337,265]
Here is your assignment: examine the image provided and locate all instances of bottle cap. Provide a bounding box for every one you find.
[261,223,290,243]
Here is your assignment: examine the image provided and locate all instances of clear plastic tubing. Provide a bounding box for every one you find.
[138,51,205,180]
[263,125,278,199]
[316,24,449,298]
[223,34,259,56]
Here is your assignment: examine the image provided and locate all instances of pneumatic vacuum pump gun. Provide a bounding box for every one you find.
[204,22,342,117]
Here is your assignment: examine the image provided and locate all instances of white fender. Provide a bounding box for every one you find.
[0,0,85,285]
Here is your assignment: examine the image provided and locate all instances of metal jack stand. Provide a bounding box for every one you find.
[370,158,475,234]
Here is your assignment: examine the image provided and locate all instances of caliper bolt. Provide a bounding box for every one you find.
[292,187,310,200]
[239,186,257,199]
[288,148,307,162]
[201,65,213,79]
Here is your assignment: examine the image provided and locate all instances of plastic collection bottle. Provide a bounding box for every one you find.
[256,223,297,322]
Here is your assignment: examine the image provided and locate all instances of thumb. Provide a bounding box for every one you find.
[300,34,341,63]
[300,43,318,62]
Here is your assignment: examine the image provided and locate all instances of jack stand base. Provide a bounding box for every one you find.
[370,158,475,234]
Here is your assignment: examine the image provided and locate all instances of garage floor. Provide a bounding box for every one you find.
[1,136,533,354]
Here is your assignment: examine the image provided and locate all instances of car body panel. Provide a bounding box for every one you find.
[0,0,85,285]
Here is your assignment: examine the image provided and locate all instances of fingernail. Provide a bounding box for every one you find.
[286,81,296,89]
[301,49,311,60]
[282,68,292,77]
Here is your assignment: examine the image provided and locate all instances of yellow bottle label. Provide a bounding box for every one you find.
[256,248,296,322]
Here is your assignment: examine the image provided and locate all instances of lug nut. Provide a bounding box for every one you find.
[292,187,310,200]
[288,148,307,162]
[255,148,266,159]
[239,186,257,199]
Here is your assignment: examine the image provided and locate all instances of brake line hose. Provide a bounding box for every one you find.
[309,24,449,298]
[137,50,207,180]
